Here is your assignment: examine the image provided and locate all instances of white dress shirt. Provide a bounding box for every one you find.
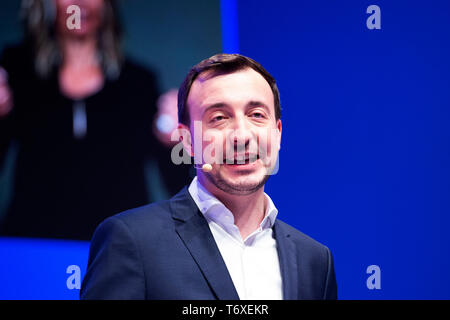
[188,176,283,300]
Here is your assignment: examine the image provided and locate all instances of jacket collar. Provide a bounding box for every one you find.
[170,187,299,300]
[273,221,300,300]
[170,187,240,300]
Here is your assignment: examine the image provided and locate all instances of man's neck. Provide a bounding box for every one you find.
[198,175,267,240]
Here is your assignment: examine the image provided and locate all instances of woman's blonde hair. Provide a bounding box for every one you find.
[20,0,123,79]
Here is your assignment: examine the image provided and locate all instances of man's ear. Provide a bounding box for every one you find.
[177,123,194,157]
[276,119,282,150]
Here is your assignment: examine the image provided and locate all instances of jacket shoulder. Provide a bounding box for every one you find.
[275,219,331,253]
[111,199,173,231]
[275,219,337,299]
[91,187,194,240]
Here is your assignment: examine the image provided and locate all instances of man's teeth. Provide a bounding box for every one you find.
[224,156,258,164]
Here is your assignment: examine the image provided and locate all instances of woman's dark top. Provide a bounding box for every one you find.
[0,43,189,240]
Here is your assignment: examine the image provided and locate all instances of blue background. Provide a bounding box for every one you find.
[1,0,449,299]
[235,0,450,299]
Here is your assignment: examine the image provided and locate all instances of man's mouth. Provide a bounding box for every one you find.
[223,153,259,165]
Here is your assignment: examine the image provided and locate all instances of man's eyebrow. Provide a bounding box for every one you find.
[201,101,271,116]
[202,102,229,116]
[246,101,271,112]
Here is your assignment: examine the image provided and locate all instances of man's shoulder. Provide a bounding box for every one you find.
[275,219,331,254]
[114,199,171,225]
[89,198,177,246]
[97,187,192,234]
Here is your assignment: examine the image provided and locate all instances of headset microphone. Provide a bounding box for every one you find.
[194,163,212,173]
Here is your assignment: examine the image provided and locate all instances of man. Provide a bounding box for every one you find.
[80,54,337,300]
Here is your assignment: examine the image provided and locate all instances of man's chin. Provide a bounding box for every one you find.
[206,171,270,196]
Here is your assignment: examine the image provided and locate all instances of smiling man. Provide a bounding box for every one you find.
[81,54,337,300]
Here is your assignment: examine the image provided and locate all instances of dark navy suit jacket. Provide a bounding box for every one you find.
[80,187,337,300]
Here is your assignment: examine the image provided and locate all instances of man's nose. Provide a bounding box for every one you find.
[229,117,253,150]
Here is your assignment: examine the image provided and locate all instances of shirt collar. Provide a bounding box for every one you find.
[188,176,279,229]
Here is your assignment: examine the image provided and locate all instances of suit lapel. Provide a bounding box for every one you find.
[170,188,240,300]
[273,221,300,300]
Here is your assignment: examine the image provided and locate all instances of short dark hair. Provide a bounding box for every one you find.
[178,53,281,126]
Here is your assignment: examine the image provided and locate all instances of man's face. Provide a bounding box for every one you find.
[181,67,282,195]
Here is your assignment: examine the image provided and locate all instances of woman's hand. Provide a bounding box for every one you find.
[0,67,13,118]
[153,89,179,147]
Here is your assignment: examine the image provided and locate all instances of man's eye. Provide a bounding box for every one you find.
[251,112,265,118]
[211,115,226,122]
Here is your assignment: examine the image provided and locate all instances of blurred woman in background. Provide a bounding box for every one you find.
[0,0,188,240]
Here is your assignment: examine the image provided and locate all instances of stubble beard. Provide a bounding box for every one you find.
[204,167,271,196]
